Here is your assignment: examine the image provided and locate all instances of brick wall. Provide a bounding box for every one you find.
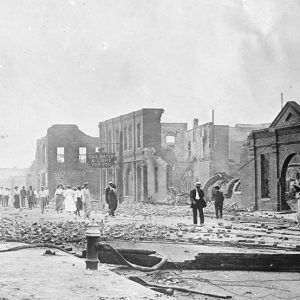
[46,125,100,197]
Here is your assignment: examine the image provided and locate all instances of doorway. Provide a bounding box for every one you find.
[280,153,300,210]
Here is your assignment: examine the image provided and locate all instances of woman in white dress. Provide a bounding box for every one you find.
[63,186,76,212]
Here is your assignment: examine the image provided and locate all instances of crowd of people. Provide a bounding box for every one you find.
[53,182,92,218]
[2,180,226,225]
[0,181,119,219]
[0,186,41,209]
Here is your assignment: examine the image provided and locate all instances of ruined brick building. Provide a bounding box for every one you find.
[26,109,270,203]
[241,101,300,211]
[26,125,100,197]
[98,108,265,202]
[98,108,187,202]
[181,120,268,192]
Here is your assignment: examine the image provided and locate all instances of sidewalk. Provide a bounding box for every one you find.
[0,244,164,300]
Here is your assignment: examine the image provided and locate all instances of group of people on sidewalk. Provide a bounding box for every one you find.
[190,181,224,226]
[54,182,92,218]
[1,181,118,219]
[0,185,40,209]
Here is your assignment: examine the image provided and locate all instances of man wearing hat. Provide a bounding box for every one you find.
[212,185,224,219]
[39,186,48,214]
[190,182,206,226]
[105,181,113,213]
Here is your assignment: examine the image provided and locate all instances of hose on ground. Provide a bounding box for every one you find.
[0,243,168,272]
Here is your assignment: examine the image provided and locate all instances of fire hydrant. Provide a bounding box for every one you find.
[85,221,101,270]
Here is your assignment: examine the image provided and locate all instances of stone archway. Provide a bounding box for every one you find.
[280,153,297,210]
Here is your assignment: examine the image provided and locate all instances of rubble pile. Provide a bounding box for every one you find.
[0,217,87,249]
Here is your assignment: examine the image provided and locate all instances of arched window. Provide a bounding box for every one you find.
[123,127,128,150]
[154,166,159,193]
[128,125,132,149]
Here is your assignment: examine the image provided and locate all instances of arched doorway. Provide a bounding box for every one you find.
[280,153,300,210]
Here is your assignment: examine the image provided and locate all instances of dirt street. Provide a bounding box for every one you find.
[1,201,300,299]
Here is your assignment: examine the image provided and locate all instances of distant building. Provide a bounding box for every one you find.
[27,125,100,197]
[0,168,27,189]
[241,101,300,211]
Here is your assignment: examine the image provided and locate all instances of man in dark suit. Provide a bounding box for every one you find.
[190,182,205,226]
[105,181,113,215]
[212,185,224,219]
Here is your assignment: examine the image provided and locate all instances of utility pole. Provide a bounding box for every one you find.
[281,93,284,109]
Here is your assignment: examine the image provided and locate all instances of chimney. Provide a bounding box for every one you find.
[193,118,199,129]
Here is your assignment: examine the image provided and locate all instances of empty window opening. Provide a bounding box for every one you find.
[166,135,175,145]
[57,147,64,163]
[137,124,141,148]
[261,154,270,197]
[79,147,86,163]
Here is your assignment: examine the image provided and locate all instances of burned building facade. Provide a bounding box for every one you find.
[98,108,269,203]
[241,101,300,211]
[98,109,187,202]
[180,119,267,193]
[26,125,100,197]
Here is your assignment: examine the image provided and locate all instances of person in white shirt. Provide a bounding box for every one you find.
[44,186,49,206]
[39,186,48,214]
[82,182,91,218]
[54,184,64,213]
[63,186,76,213]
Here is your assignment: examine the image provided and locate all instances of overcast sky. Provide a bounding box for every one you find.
[1,0,300,168]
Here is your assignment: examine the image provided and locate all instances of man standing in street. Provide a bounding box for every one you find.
[20,186,26,207]
[108,183,118,217]
[82,182,91,218]
[212,185,224,219]
[105,181,112,215]
[39,186,48,214]
[3,188,9,207]
[190,182,206,226]
[27,186,34,209]
[44,186,49,206]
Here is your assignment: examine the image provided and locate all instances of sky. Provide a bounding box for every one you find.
[1,0,300,168]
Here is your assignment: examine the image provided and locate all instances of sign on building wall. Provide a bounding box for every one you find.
[86,152,117,168]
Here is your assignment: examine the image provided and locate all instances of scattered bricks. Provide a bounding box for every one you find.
[242,235,256,239]
[245,240,255,243]
[218,222,224,226]
[224,225,232,229]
